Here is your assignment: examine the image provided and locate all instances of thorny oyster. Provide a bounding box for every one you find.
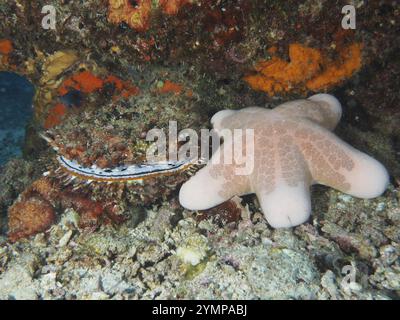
[41,85,211,205]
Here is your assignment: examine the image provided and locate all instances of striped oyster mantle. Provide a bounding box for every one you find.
[40,133,198,184]
[55,155,194,182]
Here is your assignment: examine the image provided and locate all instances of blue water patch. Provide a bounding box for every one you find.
[0,72,35,165]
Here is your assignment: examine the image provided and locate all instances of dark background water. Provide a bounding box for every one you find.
[0,72,35,166]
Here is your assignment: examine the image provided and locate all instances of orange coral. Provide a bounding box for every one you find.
[108,0,152,32]
[58,71,104,95]
[8,197,56,242]
[0,39,13,66]
[104,75,140,98]
[49,72,139,128]
[157,80,183,95]
[0,39,13,55]
[44,103,67,129]
[105,75,124,90]
[58,71,139,98]
[160,0,190,15]
[306,43,363,91]
[244,42,363,95]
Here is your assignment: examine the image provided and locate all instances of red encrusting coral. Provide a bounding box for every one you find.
[0,39,13,66]
[157,80,183,95]
[58,71,139,98]
[43,71,139,129]
[58,71,105,95]
[104,75,140,99]
[7,177,127,242]
[44,103,68,129]
[0,39,13,55]
[8,198,56,243]
[8,177,58,242]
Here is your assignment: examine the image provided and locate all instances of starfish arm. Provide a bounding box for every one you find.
[211,109,237,131]
[179,133,251,210]
[256,180,312,228]
[179,163,235,210]
[211,107,268,132]
[274,94,342,130]
[297,123,389,199]
[253,135,313,228]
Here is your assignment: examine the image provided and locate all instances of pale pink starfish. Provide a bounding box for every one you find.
[179,94,389,228]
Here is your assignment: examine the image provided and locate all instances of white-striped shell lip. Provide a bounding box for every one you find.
[57,155,193,179]
[40,132,202,180]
